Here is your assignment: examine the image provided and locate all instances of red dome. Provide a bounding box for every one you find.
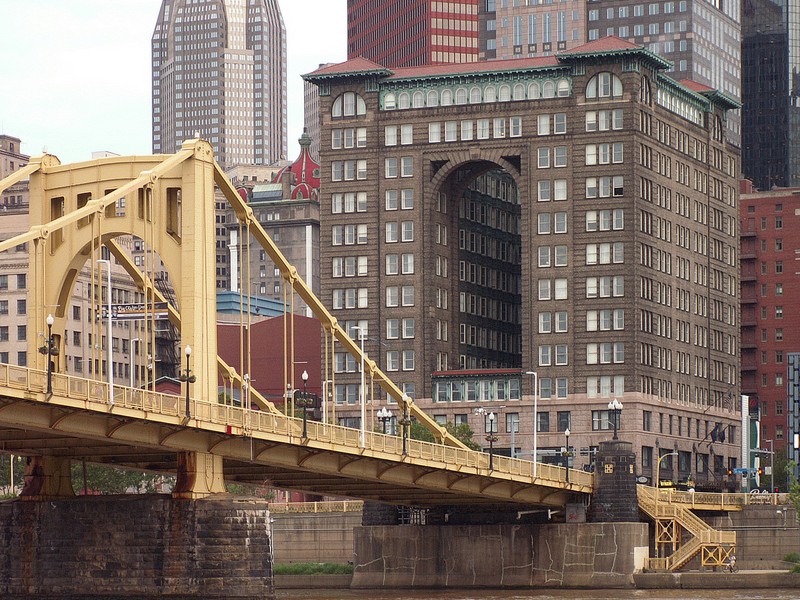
[272,129,320,200]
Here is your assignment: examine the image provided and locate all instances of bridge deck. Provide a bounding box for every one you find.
[0,363,591,507]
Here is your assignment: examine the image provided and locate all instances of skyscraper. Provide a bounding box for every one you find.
[741,0,798,189]
[346,2,741,142]
[347,0,480,67]
[151,0,288,167]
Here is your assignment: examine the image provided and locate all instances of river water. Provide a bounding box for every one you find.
[276,590,797,600]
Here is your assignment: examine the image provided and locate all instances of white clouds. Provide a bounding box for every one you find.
[0,0,345,163]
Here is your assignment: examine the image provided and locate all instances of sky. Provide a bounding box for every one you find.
[0,0,347,163]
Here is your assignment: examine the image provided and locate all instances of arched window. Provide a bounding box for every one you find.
[557,78,570,97]
[334,91,367,116]
[586,72,623,100]
[513,83,526,100]
[543,81,556,98]
[413,91,425,108]
[469,86,482,103]
[441,89,453,106]
[398,92,411,109]
[498,84,511,101]
[528,82,541,99]
[332,95,343,117]
[455,87,468,104]
[484,85,497,102]
[427,90,439,107]
[639,77,651,105]
[384,93,397,111]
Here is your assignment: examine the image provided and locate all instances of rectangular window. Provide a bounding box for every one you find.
[429,122,441,143]
[538,114,550,135]
[493,118,506,138]
[385,158,398,178]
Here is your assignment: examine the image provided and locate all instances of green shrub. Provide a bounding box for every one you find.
[273,563,353,575]
[791,563,800,574]
[784,552,800,564]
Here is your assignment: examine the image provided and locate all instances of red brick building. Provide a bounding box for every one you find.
[217,315,322,407]
[740,180,799,454]
[347,0,479,67]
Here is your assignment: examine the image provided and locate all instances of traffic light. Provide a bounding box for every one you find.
[727,468,733,476]
[758,467,764,476]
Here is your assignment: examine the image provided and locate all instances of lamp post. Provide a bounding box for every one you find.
[525,370,539,477]
[179,345,196,419]
[130,337,139,388]
[38,313,57,394]
[655,451,678,530]
[608,398,623,440]
[767,439,774,492]
[564,428,571,483]
[298,369,311,438]
[96,259,114,405]
[352,327,366,448]
[377,407,393,434]
[400,394,412,456]
[485,411,498,470]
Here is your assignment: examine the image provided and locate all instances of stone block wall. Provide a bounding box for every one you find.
[0,494,274,600]
[705,504,800,569]
[352,522,648,588]
[271,510,361,564]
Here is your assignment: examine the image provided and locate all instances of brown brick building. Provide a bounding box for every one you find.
[305,37,741,487]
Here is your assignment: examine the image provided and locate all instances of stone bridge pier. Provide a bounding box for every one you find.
[0,451,274,600]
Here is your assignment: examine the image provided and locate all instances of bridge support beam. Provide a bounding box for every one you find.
[19,456,74,499]
[173,451,226,498]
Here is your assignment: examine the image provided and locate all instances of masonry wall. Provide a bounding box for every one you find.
[705,504,800,569]
[0,494,274,600]
[271,510,361,564]
[352,522,649,588]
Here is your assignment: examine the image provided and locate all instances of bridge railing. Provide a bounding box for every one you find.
[0,362,592,489]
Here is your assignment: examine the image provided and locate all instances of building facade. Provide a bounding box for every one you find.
[741,0,800,189]
[346,0,480,67]
[740,180,800,456]
[151,0,288,167]
[306,38,742,487]
[225,130,321,314]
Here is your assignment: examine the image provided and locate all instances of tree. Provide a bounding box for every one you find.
[410,421,480,451]
[773,453,791,493]
[70,463,172,495]
[787,461,800,519]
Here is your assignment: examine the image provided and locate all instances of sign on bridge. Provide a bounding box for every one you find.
[100,302,169,321]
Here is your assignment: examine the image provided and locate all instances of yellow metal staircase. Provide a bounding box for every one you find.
[638,485,736,571]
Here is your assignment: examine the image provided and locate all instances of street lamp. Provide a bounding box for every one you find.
[525,370,539,477]
[38,313,57,394]
[485,412,498,470]
[130,337,139,388]
[96,259,114,405]
[352,326,366,448]
[297,369,312,438]
[377,407,393,434]
[608,398,623,440]
[564,428,571,483]
[655,451,678,523]
[400,394,412,456]
[179,345,196,419]
[767,439,774,492]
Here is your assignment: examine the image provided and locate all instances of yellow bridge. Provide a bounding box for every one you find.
[0,141,589,507]
[0,143,740,571]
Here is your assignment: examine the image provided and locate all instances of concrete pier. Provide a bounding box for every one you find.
[0,494,274,600]
[352,522,649,588]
